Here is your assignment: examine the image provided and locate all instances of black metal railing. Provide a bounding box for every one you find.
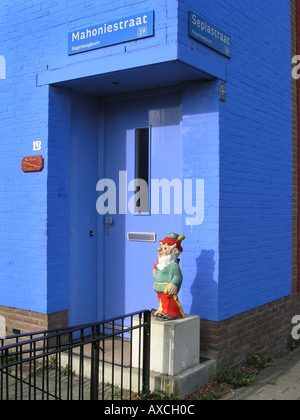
[0,310,151,400]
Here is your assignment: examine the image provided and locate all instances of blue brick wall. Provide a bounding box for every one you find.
[39,0,177,75]
[0,0,179,315]
[0,1,50,313]
[0,0,292,322]
[178,0,292,320]
[218,0,292,320]
[47,86,72,314]
[181,81,220,321]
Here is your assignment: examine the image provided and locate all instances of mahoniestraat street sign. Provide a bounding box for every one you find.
[68,11,154,55]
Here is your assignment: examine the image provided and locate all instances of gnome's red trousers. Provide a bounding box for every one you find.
[154,292,184,319]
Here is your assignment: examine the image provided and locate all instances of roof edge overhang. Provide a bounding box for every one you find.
[37,44,227,96]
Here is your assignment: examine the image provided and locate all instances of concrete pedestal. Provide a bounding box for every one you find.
[133,314,216,396]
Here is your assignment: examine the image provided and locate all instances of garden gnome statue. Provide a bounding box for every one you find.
[152,233,185,320]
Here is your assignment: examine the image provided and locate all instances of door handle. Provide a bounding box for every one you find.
[105,214,113,236]
[105,215,113,225]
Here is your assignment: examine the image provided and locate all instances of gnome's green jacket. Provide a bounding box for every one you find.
[153,261,183,293]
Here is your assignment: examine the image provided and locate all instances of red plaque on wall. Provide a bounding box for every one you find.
[22,156,44,173]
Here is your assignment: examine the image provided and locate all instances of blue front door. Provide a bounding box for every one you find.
[102,91,183,319]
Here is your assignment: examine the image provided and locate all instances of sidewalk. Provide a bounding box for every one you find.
[222,346,300,400]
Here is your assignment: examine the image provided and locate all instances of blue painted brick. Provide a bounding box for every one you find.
[0,0,293,323]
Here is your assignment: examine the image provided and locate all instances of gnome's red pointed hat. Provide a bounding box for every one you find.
[159,233,185,253]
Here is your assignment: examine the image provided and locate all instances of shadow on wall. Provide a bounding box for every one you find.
[190,250,218,319]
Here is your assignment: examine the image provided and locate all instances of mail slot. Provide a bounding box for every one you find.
[127,232,156,242]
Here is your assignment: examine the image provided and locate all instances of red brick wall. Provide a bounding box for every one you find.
[201,295,300,369]
[0,306,68,336]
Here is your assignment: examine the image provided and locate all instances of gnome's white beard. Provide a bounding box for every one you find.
[157,252,177,271]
